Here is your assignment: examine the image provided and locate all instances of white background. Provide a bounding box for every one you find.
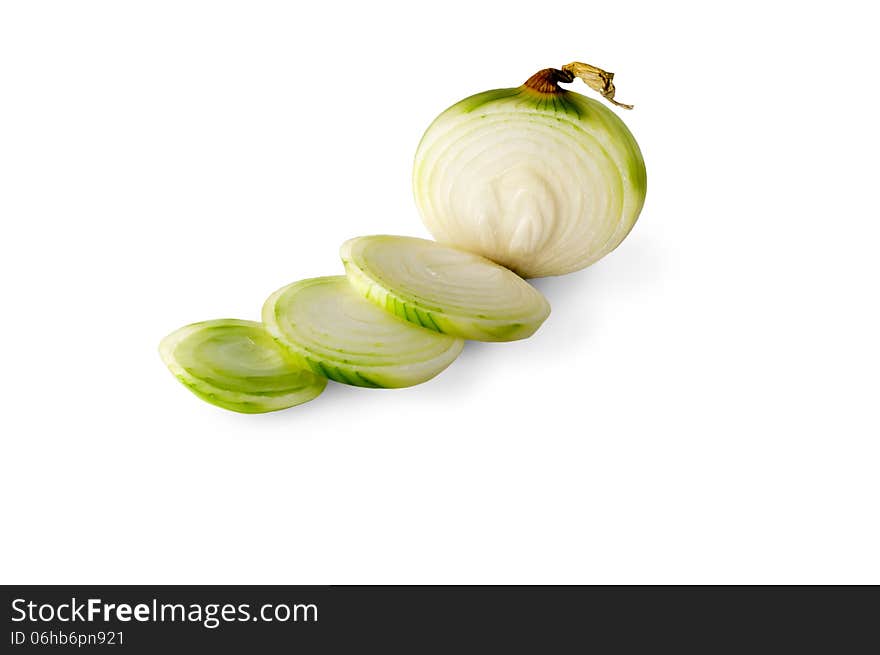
[1,1,877,584]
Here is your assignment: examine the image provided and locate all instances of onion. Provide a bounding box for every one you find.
[160,61,647,413]
[413,61,647,278]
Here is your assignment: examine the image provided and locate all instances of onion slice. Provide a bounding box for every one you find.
[159,319,327,413]
[262,276,464,388]
[341,235,550,341]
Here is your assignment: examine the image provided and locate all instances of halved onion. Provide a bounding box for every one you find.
[413,61,647,278]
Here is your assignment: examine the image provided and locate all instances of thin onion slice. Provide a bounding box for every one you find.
[341,235,550,341]
[159,319,327,413]
[262,276,464,388]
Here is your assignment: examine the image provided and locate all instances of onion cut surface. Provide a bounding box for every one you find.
[413,79,647,278]
[262,276,464,388]
[159,319,327,413]
[341,235,550,341]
